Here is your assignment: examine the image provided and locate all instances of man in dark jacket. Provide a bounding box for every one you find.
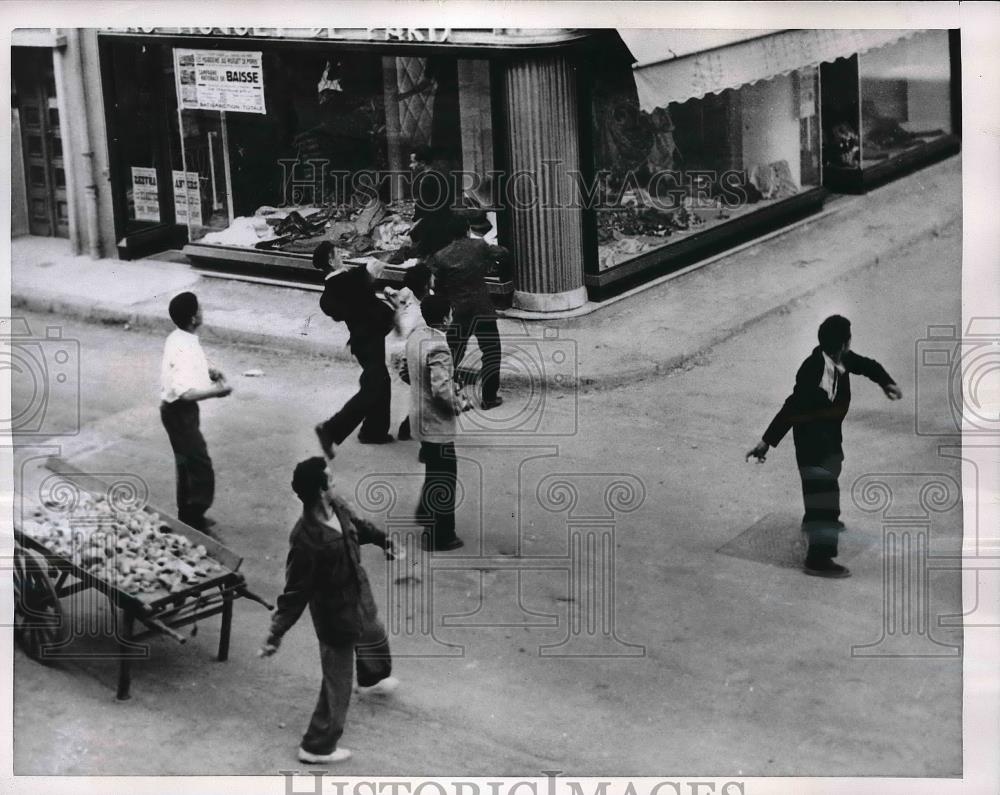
[426,216,509,409]
[259,456,400,764]
[408,144,456,258]
[314,258,396,454]
[746,315,902,578]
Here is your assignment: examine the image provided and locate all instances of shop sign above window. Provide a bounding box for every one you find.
[173,49,266,114]
[108,27,452,42]
[101,27,588,47]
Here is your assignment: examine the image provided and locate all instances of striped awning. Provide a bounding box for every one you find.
[617,28,921,110]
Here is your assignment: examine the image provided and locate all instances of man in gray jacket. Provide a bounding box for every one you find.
[404,294,472,551]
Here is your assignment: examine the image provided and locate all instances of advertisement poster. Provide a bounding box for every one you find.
[172,170,203,224]
[130,166,160,222]
[173,48,266,114]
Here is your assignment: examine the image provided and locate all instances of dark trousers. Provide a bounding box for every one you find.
[300,619,392,755]
[416,441,458,548]
[321,334,391,444]
[160,400,214,527]
[448,315,501,404]
[798,458,844,563]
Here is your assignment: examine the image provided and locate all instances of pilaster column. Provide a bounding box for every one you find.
[501,54,587,312]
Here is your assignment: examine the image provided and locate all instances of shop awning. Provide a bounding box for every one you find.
[617,28,920,111]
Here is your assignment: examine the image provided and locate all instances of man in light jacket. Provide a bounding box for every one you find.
[404,294,471,551]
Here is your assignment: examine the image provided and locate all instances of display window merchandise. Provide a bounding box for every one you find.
[858,31,952,167]
[821,30,957,191]
[93,29,959,303]
[102,37,501,270]
[589,66,821,272]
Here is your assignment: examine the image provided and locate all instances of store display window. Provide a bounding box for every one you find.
[590,67,821,272]
[103,40,184,238]
[822,31,954,176]
[103,35,501,268]
[173,46,499,267]
[859,31,952,167]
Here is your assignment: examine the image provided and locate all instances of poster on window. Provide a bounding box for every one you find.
[798,66,818,118]
[172,170,203,225]
[173,49,266,114]
[130,166,160,222]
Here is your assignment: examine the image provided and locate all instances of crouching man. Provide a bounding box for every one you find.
[259,456,400,764]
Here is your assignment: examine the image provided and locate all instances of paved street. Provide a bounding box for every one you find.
[12,217,963,776]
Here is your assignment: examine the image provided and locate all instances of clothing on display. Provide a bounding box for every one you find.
[590,62,819,272]
[749,160,799,201]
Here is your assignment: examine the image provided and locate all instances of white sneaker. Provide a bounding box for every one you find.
[355,676,400,697]
[298,746,352,764]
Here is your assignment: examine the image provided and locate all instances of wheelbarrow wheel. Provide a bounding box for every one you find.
[13,545,67,662]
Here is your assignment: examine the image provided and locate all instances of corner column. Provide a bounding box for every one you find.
[501,54,587,312]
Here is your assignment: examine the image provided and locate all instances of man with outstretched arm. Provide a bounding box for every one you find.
[746,315,903,578]
[258,456,401,764]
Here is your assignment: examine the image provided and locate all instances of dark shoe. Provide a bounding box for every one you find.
[804,559,851,578]
[315,423,336,459]
[480,396,504,411]
[180,512,208,531]
[358,433,395,445]
[201,516,218,530]
[434,538,464,552]
[397,424,412,441]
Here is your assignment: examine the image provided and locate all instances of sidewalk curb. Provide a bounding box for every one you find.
[578,213,960,391]
[13,209,959,389]
[11,293,358,362]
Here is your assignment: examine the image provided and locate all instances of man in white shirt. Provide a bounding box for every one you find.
[160,292,232,532]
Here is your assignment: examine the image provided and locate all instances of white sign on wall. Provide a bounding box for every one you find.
[174,49,266,114]
[172,170,203,225]
[130,166,160,222]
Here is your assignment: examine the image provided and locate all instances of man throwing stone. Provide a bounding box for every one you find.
[259,456,400,764]
[746,315,902,578]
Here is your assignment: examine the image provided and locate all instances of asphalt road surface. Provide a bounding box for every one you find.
[11,219,964,776]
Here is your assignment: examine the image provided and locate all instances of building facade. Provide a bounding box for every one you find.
[11,27,960,311]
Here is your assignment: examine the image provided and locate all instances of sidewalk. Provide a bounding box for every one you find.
[12,155,961,388]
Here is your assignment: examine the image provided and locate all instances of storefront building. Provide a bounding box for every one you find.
[586,28,960,297]
[12,28,961,311]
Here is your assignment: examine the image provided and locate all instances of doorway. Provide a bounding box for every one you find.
[12,48,68,238]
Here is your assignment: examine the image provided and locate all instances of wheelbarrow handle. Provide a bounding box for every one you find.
[235,584,274,611]
[138,616,187,644]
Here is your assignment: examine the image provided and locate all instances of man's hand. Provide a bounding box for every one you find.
[384,538,406,562]
[456,389,473,413]
[258,642,279,658]
[883,383,903,401]
[745,440,769,463]
[214,380,233,398]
